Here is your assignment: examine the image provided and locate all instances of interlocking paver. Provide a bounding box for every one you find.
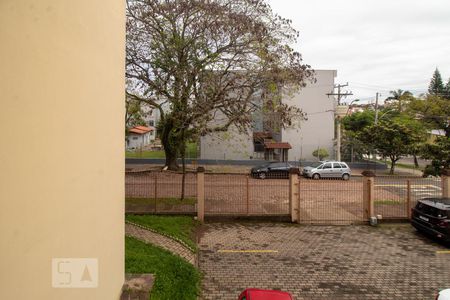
[198,223,450,299]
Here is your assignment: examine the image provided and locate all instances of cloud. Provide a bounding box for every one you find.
[267,0,450,100]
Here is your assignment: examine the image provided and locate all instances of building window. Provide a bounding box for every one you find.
[132,136,138,140]
[148,120,154,126]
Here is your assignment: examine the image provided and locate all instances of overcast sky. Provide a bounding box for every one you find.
[268,0,450,104]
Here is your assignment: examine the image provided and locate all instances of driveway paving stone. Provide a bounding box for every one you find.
[198,223,450,300]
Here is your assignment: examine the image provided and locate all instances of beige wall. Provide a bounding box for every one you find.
[0,1,124,299]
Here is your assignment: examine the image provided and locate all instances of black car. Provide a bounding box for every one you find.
[411,197,450,243]
[250,162,294,179]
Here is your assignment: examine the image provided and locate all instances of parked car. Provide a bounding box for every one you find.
[250,162,294,179]
[302,161,351,180]
[411,197,450,243]
[437,289,450,300]
[238,288,293,300]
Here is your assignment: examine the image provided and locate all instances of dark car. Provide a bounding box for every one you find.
[411,197,450,243]
[250,162,294,179]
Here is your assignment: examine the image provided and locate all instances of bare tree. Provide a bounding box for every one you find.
[126,0,314,170]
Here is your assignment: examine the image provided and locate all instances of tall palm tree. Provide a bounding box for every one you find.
[387,89,412,112]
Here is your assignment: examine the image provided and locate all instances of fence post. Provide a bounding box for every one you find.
[197,167,205,223]
[289,168,300,223]
[246,175,250,216]
[154,174,158,213]
[362,171,375,221]
[407,180,411,219]
[442,169,450,198]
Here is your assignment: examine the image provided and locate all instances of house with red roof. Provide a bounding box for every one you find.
[126,125,155,149]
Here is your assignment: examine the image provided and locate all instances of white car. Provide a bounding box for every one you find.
[437,289,450,300]
[302,161,351,180]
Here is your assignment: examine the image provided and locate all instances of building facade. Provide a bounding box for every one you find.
[1,1,125,299]
[200,70,337,162]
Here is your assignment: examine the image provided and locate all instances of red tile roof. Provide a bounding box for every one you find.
[128,126,154,135]
[264,142,292,149]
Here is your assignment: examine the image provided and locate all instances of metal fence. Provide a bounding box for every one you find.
[125,171,197,214]
[298,177,364,224]
[204,173,290,216]
[125,170,445,223]
[374,176,442,219]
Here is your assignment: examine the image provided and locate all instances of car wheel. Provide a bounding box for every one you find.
[312,173,320,180]
[342,173,350,181]
[259,172,266,179]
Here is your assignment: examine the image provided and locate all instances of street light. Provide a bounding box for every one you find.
[346,99,360,115]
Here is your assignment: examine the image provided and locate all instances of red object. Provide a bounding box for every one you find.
[238,288,293,300]
[264,142,292,149]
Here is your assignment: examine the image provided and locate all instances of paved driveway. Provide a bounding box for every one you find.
[198,223,450,300]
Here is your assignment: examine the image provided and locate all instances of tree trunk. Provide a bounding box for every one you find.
[160,119,179,171]
[164,152,179,171]
[413,154,419,168]
[389,159,396,175]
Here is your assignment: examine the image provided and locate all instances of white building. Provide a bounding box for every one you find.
[126,125,155,149]
[200,70,337,161]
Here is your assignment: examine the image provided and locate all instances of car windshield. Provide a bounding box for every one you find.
[309,162,322,168]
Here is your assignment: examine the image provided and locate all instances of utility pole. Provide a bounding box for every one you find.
[374,92,380,124]
[327,83,354,105]
[328,83,353,162]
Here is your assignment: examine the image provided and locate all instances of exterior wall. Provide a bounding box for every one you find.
[0,1,124,300]
[282,70,336,161]
[143,105,159,134]
[200,70,336,161]
[127,132,152,149]
[200,126,254,160]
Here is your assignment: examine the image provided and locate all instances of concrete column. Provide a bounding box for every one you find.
[362,171,375,221]
[442,170,450,198]
[289,168,300,223]
[197,167,205,222]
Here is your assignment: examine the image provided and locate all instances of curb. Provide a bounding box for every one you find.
[125,220,196,254]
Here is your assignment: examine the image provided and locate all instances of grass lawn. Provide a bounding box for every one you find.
[125,236,200,299]
[126,142,198,159]
[126,197,197,206]
[126,150,166,159]
[374,199,404,205]
[125,215,199,251]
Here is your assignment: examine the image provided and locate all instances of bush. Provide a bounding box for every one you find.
[422,162,441,177]
[312,148,329,161]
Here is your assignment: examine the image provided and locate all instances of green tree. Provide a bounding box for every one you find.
[386,89,413,112]
[342,110,375,132]
[341,110,375,161]
[407,95,450,137]
[445,78,450,99]
[421,136,450,175]
[360,120,425,174]
[312,148,329,161]
[428,68,445,96]
[126,0,313,170]
[125,96,148,130]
